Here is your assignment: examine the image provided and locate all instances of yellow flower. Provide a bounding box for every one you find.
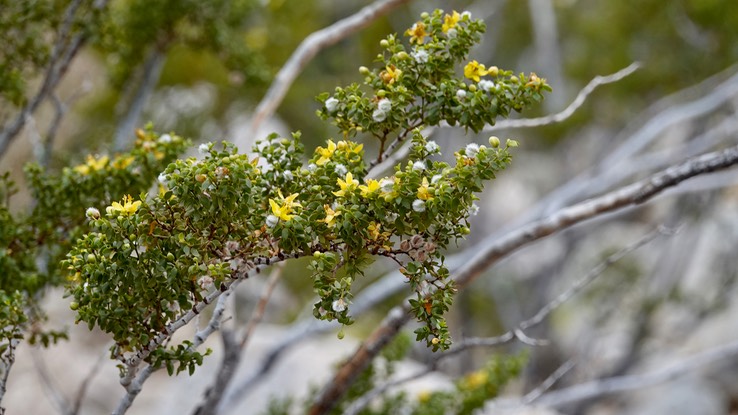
[442,11,460,33]
[464,60,490,82]
[380,65,402,84]
[336,140,364,161]
[316,139,337,166]
[463,370,489,389]
[333,172,359,197]
[367,222,380,240]
[359,179,381,198]
[417,177,434,201]
[73,155,109,175]
[68,271,81,283]
[321,204,341,227]
[112,155,135,169]
[106,195,142,216]
[269,192,301,221]
[405,22,427,44]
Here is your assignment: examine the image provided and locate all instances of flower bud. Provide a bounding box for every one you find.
[431,337,440,345]
[506,139,519,148]
[85,207,100,220]
[488,136,500,148]
[359,66,370,75]
[396,51,409,60]
[380,39,390,48]
[400,240,411,252]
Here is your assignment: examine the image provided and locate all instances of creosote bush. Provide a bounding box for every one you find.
[3,9,549,389]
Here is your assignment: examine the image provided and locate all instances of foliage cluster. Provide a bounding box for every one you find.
[96,0,269,89]
[0,0,101,109]
[265,333,526,415]
[0,127,188,373]
[1,8,548,412]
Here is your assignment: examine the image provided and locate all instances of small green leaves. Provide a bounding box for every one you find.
[58,8,548,376]
[149,341,212,376]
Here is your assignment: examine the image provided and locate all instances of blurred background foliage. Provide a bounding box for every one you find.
[4,0,736,158]
[1,1,738,411]
[2,0,736,342]
[2,0,736,322]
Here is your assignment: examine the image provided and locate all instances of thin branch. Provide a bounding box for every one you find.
[308,307,410,415]
[111,365,154,415]
[518,226,674,331]
[521,359,576,405]
[240,265,283,349]
[194,265,284,415]
[113,49,166,151]
[113,282,240,415]
[248,0,411,137]
[0,0,109,158]
[371,64,639,178]
[538,64,738,216]
[484,63,641,131]
[41,94,66,167]
[70,350,107,415]
[345,227,667,415]
[527,0,565,112]
[367,131,419,178]
[31,346,72,415]
[42,80,93,168]
[306,142,738,415]
[118,255,287,388]
[453,144,738,291]
[344,363,435,415]
[0,338,20,409]
[524,339,738,408]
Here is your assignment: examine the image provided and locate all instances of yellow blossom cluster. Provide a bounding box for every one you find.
[268,191,301,221]
[73,155,109,175]
[315,139,364,165]
[405,21,427,44]
[333,172,359,197]
[106,195,142,216]
[442,10,460,33]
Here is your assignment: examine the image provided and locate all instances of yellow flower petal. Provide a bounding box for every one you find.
[442,11,460,33]
[464,60,489,82]
[405,22,427,44]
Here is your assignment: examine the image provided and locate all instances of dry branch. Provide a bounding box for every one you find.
[248,0,411,137]
[485,63,640,131]
[0,0,110,158]
[307,142,738,415]
[505,339,738,408]
[343,227,667,415]
[194,266,283,415]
